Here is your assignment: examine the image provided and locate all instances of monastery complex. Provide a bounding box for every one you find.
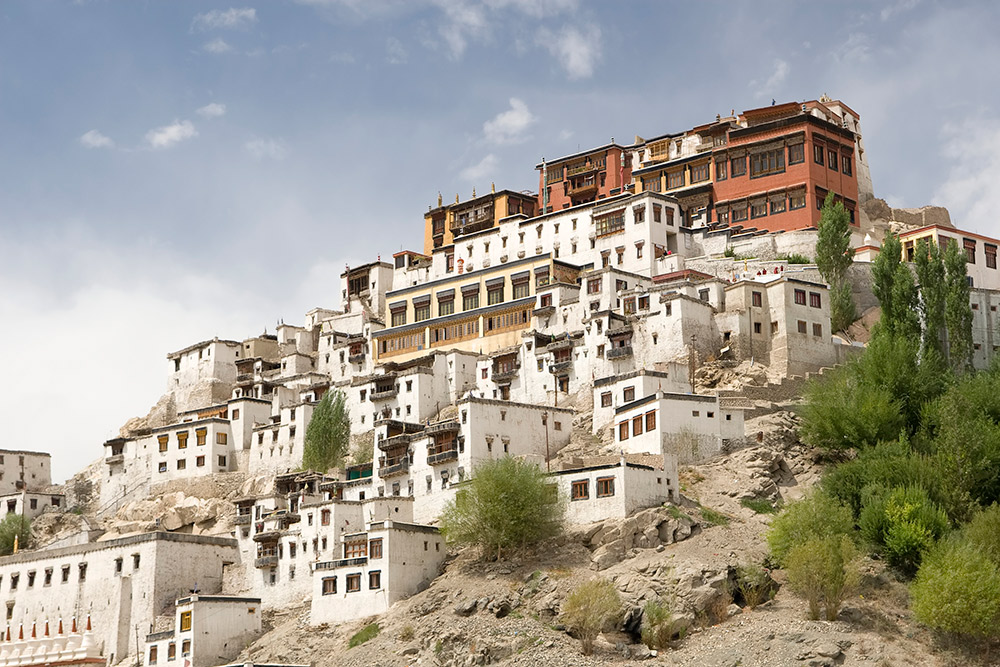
[2,96,1000,667]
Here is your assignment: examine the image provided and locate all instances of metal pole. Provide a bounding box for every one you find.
[543,412,550,473]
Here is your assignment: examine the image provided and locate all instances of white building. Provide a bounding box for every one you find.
[144,595,261,667]
[0,451,51,495]
[555,455,675,524]
[0,491,64,520]
[309,519,445,626]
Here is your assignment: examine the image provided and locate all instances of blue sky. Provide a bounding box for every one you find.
[2,0,999,481]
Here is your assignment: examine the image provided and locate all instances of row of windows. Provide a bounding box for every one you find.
[793,289,823,308]
[157,430,227,451]
[618,410,657,440]
[814,144,853,175]
[570,476,615,500]
[391,280,536,327]
[2,562,88,592]
[717,193,806,225]
[157,455,225,472]
[322,570,381,595]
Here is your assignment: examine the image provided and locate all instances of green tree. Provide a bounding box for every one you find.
[438,457,563,560]
[767,489,854,566]
[0,514,30,556]
[870,232,919,338]
[913,239,947,363]
[560,578,622,655]
[815,192,856,332]
[911,538,1000,638]
[858,485,950,577]
[943,239,974,373]
[786,535,861,621]
[302,390,350,472]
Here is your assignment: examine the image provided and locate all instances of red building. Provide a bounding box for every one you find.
[535,143,632,214]
[632,98,866,233]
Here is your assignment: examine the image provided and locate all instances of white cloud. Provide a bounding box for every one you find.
[329,52,356,64]
[483,0,578,18]
[881,0,920,21]
[459,153,498,182]
[536,24,601,80]
[245,138,289,161]
[431,0,488,59]
[203,38,234,54]
[750,59,789,98]
[386,37,408,64]
[196,103,227,118]
[192,8,257,31]
[483,98,536,145]
[933,117,1000,237]
[79,129,113,149]
[145,120,198,149]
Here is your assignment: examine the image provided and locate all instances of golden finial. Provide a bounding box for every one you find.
[437,192,442,207]
[491,182,496,193]
[472,187,476,198]
[455,193,459,204]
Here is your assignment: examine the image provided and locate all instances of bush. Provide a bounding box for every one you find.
[699,506,730,526]
[438,457,563,560]
[348,622,380,648]
[786,535,861,621]
[798,365,904,451]
[0,514,30,556]
[734,563,773,609]
[740,498,778,514]
[767,490,854,567]
[560,578,622,655]
[961,504,1000,566]
[781,253,812,264]
[640,599,678,649]
[911,539,1000,638]
[858,485,949,577]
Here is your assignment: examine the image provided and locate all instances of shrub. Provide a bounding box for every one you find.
[560,578,622,656]
[786,535,861,621]
[858,485,949,577]
[398,625,415,641]
[911,539,1000,638]
[699,506,730,526]
[438,457,563,560]
[961,504,1000,566]
[781,252,812,264]
[767,490,854,567]
[640,599,678,649]
[0,514,30,556]
[798,365,903,451]
[348,622,380,648]
[734,563,773,609]
[740,498,778,514]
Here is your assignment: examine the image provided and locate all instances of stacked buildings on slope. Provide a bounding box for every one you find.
[4,96,1000,666]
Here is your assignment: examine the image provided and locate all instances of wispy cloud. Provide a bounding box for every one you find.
[483,98,536,145]
[459,153,498,182]
[432,0,488,59]
[329,52,356,64]
[145,120,197,149]
[245,138,289,161]
[386,37,408,64]
[79,129,114,149]
[203,38,234,54]
[536,24,601,80]
[750,59,789,98]
[881,0,920,21]
[933,116,1000,236]
[196,103,227,119]
[192,8,257,31]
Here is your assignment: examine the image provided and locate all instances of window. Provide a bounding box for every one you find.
[987,244,997,269]
[623,386,635,402]
[9,574,17,591]
[771,321,779,335]
[232,408,240,420]
[177,459,186,470]
[715,158,727,180]
[813,144,824,165]
[751,201,767,219]
[321,509,331,526]
[217,455,227,468]
[965,239,977,264]
[158,462,167,473]
[730,156,746,177]
[596,477,615,498]
[193,430,204,447]
[754,322,762,334]
[487,287,504,305]
[645,410,656,432]
[196,456,205,467]
[216,432,227,445]
[446,253,455,273]
[346,573,361,592]
[540,293,552,307]
[167,643,176,661]
[180,611,192,632]
[601,392,612,407]
[794,289,806,305]
[634,206,645,223]
[691,163,710,183]
[439,298,454,316]
[322,576,338,595]
[642,175,661,192]
[149,647,158,665]
[513,280,530,299]
[158,435,168,452]
[571,480,589,500]
[639,295,650,310]
[414,304,431,322]
[344,541,366,559]
[391,308,407,327]
[842,154,852,175]
[44,568,52,586]
[665,208,674,226]
[810,292,822,308]
[632,415,643,436]
[369,571,381,589]
[289,543,296,558]
[770,198,786,215]
[813,323,823,337]
[78,563,87,582]
[182,640,191,656]
[788,143,804,164]
[692,411,700,417]
[828,149,838,169]
[463,292,479,310]
[619,421,629,440]
[370,538,383,559]
[789,192,806,210]
[595,211,625,236]
[587,278,601,294]
[750,149,785,178]
[667,170,685,189]
[732,207,748,222]
[797,320,807,334]
[751,291,762,307]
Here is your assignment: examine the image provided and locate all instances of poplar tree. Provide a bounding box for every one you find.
[913,239,947,362]
[870,232,919,338]
[943,239,974,373]
[303,390,350,472]
[815,192,856,332]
